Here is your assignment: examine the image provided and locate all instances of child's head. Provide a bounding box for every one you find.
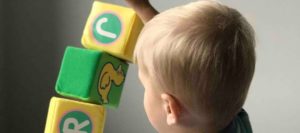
[134,0,255,132]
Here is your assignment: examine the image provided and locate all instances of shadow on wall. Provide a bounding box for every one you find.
[0,0,5,131]
[1,0,67,132]
[1,0,153,132]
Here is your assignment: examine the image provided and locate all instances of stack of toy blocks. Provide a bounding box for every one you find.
[44,1,143,133]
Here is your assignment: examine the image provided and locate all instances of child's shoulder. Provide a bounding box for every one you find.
[221,109,253,133]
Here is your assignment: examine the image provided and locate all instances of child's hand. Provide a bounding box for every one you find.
[124,0,151,9]
[124,0,158,23]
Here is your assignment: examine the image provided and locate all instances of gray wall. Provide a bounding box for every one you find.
[223,0,300,132]
[0,0,300,133]
[0,0,60,132]
[0,0,5,131]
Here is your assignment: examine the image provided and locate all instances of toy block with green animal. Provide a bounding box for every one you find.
[55,46,129,108]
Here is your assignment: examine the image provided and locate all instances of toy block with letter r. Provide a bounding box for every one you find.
[44,97,106,133]
[55,46,129,108]
[81,1,143,62]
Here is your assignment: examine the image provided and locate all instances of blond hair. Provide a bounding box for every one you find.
[134,0,255,130]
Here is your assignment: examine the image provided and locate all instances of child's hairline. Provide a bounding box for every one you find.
[133,0,256,130]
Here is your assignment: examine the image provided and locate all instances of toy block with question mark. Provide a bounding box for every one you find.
[81,1,143,62]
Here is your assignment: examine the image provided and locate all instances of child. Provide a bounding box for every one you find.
[125,0,255,132]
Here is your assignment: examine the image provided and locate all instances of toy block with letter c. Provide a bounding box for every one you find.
[44,97,106,133]
[55,46,129,108]
[81,1,143,62]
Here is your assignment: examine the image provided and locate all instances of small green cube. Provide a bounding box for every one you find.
[55,46,129,108]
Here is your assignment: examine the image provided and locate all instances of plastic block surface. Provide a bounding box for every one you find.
[56,46,129,108]
[44,97,106,133]
[81,1,143,62]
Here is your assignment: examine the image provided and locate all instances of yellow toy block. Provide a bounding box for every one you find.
[44,97,106,133]
[81,1,143,62]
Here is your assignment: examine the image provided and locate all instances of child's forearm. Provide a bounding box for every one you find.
[125,1,158,23]
[132,4,158,23]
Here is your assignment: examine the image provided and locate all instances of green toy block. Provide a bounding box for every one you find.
[55,46,129,108]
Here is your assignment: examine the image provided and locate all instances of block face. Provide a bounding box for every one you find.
[55,46,102,101]
[55,46,129,108]
[96,53,129,108]
[82,1,143,62]
[44,97,106,133]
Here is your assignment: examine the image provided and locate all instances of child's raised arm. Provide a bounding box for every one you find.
[124,0,158,23]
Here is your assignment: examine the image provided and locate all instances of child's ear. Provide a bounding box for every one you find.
[161,93,181,125]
